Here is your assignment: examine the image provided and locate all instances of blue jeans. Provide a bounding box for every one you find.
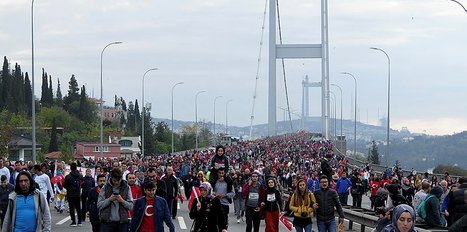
[294,223,313,232]
[317,218,337,232]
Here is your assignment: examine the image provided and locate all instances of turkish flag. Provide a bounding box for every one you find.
[187,186,200,211]
[51,174,64,185]
[280,214,293,231]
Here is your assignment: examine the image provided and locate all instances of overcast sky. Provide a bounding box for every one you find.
[1,0,466,136]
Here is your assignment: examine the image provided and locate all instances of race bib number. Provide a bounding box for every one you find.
[249,192,259,200]
[267,193,276,202]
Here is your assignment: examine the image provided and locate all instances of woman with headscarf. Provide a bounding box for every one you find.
[189,182,227,232]
[381,204,418,232]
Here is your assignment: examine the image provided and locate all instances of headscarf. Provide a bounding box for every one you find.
[382,204,417,232]
[199,182,212,197]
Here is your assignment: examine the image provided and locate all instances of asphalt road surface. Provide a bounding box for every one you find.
[49,194,373,231]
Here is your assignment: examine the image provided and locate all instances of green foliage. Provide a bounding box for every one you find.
[368,140,381,165]
[433,165,467,177]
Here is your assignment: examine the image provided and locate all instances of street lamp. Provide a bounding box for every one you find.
[225,99,233,135]
[195,90,206,151]
[341,72,357,156]
[100,41,122,159]
[171,82,184,154]
[141,68,158,158]
[213,96,223,145]
[330,91,337,139]
[370,47,391,165]
[31,0,37,163]
[331,84,343,138]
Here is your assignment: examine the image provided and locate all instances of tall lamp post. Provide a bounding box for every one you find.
[330,91,337,139]
[225,99,233,135]
[195,90,206,151]
[213,96,223,145]
[341,72,357,156]
[141,68,158,158]
[100,41,122,159]
[171,82,184,154]
[31,0,37,163]
[370,47,391,165]
[331,84,343,138]
[449,0,467,12]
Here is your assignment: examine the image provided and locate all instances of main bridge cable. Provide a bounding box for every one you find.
[276,0,294,133]
[249,0,269,139]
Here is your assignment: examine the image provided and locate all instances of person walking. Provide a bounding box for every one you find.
[0,175,14,227]
[87,174,106,232]
[211,167,235,229]
[264,177,283,232]
[189,182,227,232]
[1,171,51,232]
[233,173,245,223]
[290,179,316,232]
[161,166,179,219]
[313,175,345,232]
[64,162,83,226]
[97,168,133,232]
[336,172,352,206]
[81,168,95,222]
[129,181,175,232]
[242,171,265,232]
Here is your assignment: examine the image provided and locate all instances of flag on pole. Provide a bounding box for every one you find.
[187,186,200,211]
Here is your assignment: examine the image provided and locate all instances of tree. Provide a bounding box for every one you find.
[48,118,59,152]
[126,101,135,133]
[12,63,24,113]
[24,72,32,116]
[368,140,380,165]
[78,85,95,123]
[48,76,53,105]
[55,78,63,107]
[1,57,10,109]
[63,74,80,112]
[40,69,49,107]
[134,99,141,133]
[142,111,155,155]
[0,110,14,159]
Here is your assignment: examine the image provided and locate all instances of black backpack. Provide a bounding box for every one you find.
[71,176,81,193]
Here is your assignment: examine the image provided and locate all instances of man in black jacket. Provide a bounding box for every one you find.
[64,162,83,226]
[313,175,345,232]
[161,166,179,219]
[320,154,333,182]
[87,174,106,232]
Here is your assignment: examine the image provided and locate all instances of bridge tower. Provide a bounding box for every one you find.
[268,0,330,138]
[301,75,322,131]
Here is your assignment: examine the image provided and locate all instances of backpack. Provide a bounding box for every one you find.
[71,176,81,193]
[416,195,434,220]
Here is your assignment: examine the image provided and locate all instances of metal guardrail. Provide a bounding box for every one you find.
[340,206,448,232]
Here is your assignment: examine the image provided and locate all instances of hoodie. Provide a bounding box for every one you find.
[425,186,442,227]
[381,204,417,232]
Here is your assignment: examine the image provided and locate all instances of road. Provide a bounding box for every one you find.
[49,193,373,231]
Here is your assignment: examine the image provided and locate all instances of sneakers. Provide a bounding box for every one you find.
[77,222,82,227]
[70,222,77,227]
[237,219,240,224]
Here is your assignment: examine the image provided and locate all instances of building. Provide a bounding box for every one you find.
[8,135,43,161]
[74,142,121,160]
[109,135,141,159]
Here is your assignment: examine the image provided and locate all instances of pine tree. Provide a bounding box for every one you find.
[55,78,63,107]
[63,74,80,113]
[127,101,135,132]
[142,111,155,155]
[78,85,95,123]
[134,99,141,133]
[368,140,380,165]
[48,76,53,105]
[40,68,49,106]
[1,57,10,109]
[12,63,24,113]
[48,118,59,152]
[24,73,32,116]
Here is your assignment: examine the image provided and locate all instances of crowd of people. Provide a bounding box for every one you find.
[0,131,465,232]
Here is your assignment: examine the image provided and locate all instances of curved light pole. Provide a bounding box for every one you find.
[213,96,223,145]
[195,90,206,151]
[331,84,343,138]
[141,68,158,158]
[31,0,37,163]
[225,99,233,135]
[449,0,467,12]
[100,41,122,159]
[342,72,357,156]
[171,82,184,154]
[370,47,391,165]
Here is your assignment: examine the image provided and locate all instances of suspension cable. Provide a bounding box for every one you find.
[249,0,269,139]
[276,0,294,133]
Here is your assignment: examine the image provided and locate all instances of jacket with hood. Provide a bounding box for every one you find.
[381,204,418,232]
[64,170,82,198]
[2,189,51,232]
[425,186,443,227]
[97,178,133,223]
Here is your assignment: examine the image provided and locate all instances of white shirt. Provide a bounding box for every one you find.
[34,173,54,199]
[0,167,10,180]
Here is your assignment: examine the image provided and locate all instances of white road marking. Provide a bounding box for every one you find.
[177,202,180,209]
[178,216,187,230]
[56,216,71,225]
